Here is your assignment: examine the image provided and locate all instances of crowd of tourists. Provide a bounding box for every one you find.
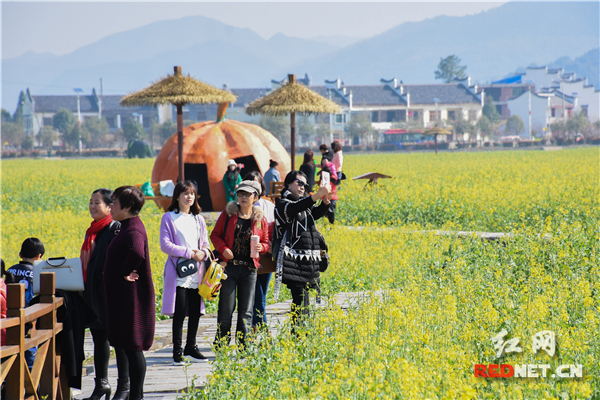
[1,141,344,400]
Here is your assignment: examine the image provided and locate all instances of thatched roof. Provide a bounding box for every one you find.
[424,126,452,135]
[120,68,237,107]
[246,81,341,116]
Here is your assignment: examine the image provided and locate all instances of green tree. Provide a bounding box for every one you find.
[21,135,35,151]
[1,121,25,147]
[123,118,147,142]
[452,112,474,140]
[85,117,110,147]
[566,110,589,135]
[476,115,493,139]
[505,115,525,135]
[37,126,59,148]
[63,123,90,149]
[434,55,467,83]
[345,112,374,144]
[13,91,27,126]
[482,95,501,123]
[316,123,332,144]
[158,120,177,144]
[53,108,77,135]
[1,108,12,122]
[297,117,316,146]
[258,115,290,145]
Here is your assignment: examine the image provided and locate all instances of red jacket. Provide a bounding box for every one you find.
[210,202,270,269]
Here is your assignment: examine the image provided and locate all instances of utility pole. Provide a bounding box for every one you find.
[528,89,532,140]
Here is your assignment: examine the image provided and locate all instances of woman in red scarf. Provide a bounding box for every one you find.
[81,189,129,400]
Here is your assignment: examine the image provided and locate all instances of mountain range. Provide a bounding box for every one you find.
[2,1,598,112]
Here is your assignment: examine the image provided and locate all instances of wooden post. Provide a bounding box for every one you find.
[174,66,185,182]
[6,284,25,400]
[39,272,61,399]
[288,74,296,171]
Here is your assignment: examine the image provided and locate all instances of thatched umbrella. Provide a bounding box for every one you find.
[120,66,237,182]
[246,74,341,170]
[424,126,451,155]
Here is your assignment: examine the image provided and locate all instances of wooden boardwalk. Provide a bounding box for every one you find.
[75,293,360,399]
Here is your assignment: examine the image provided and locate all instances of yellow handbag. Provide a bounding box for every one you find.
[198,250,228,301]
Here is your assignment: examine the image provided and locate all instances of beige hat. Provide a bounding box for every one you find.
[236,180,261,196]
[227,159,237,167]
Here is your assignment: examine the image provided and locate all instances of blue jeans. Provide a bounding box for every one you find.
[25,347,37,370]
[252,273,272,328]
[215,264,257,347]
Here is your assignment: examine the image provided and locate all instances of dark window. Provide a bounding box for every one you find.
[551,108,556,118]
[371,111,379,122]
[447,111,456,121]
[184,163,213,212]
[234,155,260,179]
[398,110,406,121]
[495,105,502,114]
[386,110,396,122]
[43,117,52,126]
[106,117,115,127]
[412,111,420,121]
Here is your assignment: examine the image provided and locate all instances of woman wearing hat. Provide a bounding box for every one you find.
[210,180,270,349]
[223,159,241,203]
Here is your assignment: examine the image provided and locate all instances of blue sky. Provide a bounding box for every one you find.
[2,1,506,59]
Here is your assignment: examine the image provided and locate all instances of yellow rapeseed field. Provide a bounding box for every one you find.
[1,147,598,398]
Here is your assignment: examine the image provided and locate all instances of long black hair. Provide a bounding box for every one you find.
[282,170,309,197]
[225,165,239,183]
[168,181,201,214]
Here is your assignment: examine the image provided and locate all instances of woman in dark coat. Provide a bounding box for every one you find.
[273,171,331,327]
[81,188,129,400]
[299,150,316,192]
[104,186,155,400]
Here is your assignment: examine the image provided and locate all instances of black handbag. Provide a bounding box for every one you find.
[176,257,198,278]
[317,231,329,273]
[173,214,200,278]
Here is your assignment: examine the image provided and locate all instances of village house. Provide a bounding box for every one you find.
[22,88,171,136]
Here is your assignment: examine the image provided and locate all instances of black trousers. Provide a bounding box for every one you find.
[116,348,146,400]
[289,283,310,328]
[90,328,129,381]
[172,286,202,353]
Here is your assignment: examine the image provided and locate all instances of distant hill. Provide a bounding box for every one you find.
[2,2,598,112]
[1,15,339,111]
[548,48,599,89]
[293,2,599,86]
[310,35,363,48]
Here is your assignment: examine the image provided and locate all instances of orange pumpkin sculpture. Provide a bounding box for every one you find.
[152,103,291,211]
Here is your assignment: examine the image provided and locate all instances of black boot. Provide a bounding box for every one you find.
[83,377,111,400]
[111,379,130,400]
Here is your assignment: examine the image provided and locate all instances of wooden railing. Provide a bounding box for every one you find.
[1,272,68,400]
[267,181,284,202]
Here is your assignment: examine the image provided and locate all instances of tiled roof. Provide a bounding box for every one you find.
[99,95,154,113]
[32,94,154,113]
[311,84,479,106]
[32,95,98,113]
[230,88,271,107]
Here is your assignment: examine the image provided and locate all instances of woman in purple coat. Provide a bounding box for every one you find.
[104,186,155,400]
[160,181,210,365]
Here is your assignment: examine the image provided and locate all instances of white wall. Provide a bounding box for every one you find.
[506,91,550,136]
[561,80,600,121]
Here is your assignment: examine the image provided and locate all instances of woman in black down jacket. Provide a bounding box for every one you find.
[273,171,331,327]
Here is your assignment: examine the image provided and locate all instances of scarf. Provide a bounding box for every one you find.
[80,214,113,282]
